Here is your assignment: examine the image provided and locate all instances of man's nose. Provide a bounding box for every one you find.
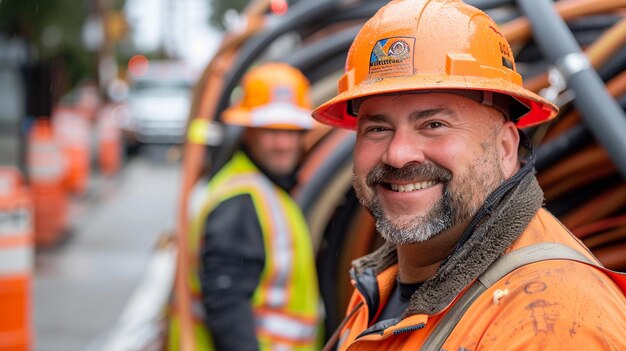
[381,130,426,169]
[273,130,299,148]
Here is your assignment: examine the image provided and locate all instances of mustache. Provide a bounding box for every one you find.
[365,162,452,187]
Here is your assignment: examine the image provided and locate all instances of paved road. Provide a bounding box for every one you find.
[34,146,181,351]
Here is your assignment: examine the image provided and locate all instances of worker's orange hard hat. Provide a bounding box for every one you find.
[223,62,314,130]
[312,0,559,129]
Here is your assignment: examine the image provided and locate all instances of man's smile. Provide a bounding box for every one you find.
[387,180,438,192]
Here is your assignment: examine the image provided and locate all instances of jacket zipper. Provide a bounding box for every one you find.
[357,322,426,339]
[393,323,425,335]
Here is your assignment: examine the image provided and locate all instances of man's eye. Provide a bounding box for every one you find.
[426,121,444,128]
[363,126,389,134]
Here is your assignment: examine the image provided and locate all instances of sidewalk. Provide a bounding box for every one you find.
[33,151,181,351]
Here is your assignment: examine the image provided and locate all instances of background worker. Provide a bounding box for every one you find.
[188,62,320,350]
[311,0,626,350]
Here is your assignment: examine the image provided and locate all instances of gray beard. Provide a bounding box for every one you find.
[354,151,503,245]
[369,188,455,244]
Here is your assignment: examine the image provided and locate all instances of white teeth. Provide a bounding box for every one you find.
[390,180,437,192]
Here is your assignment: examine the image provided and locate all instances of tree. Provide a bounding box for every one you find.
[0,0,96,87]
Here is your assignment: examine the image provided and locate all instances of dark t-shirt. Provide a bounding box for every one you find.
[376,280,423,322]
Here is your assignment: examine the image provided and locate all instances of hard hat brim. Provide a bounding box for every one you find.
[312,74,558,130]
[223,102,314,130]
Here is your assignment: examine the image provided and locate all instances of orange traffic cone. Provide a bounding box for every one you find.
[97,104,123,176]
[0,167,34,351]
[26,119,69,247]
[52,106,92,196]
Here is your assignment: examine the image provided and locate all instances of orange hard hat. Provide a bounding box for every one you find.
[312,0,559,129]
[222,62,314,130]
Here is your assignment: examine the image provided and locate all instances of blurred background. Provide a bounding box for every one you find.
[0,0,243,349]
[2,0,626,350]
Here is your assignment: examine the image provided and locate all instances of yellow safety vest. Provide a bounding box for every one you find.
[170,151,320,350]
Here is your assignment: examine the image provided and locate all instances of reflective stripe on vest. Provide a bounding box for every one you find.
[244,174,294,308]
[182,151,319,350]
[255,308,319,343]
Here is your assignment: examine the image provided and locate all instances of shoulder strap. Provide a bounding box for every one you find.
[421,242,598,351]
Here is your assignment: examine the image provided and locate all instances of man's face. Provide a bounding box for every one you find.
[244,127,303,176]
[353,93,514,244]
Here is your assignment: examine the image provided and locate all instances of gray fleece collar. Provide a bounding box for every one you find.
[351,169,544,316]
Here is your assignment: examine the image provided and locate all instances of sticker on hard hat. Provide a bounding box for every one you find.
[368,37,416,81]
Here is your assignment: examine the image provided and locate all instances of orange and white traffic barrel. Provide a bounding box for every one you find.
[96,104,123,176]
[75,84,101,122]
[52,106,92,195]
[26,119,69,248]
[0,167,34,351]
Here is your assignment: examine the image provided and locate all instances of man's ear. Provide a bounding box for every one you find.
[498,121,520,178]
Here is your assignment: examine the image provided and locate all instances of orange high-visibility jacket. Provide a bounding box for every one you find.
[336,208,626,351]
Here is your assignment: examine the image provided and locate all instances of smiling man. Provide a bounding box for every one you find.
[312,0,626,350]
